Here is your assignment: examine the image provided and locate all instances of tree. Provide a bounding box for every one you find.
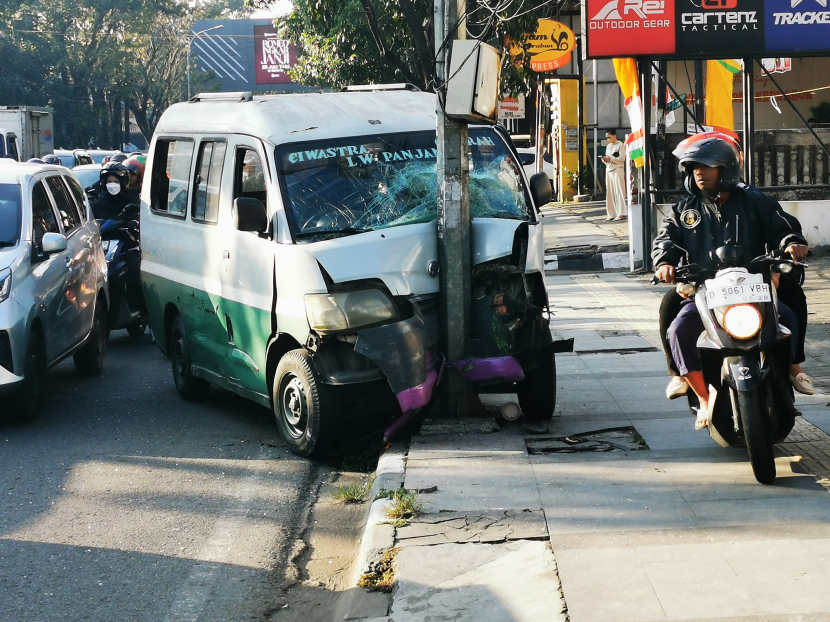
[262,0,568,95]
[0,0,246,148]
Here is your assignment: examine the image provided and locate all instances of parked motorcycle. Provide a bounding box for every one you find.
[99,203,147,337]
[654,242,800,484]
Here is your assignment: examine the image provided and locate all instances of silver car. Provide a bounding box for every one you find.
[0,161,108,420]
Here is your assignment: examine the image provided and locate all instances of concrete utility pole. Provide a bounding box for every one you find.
[434,0,474,417]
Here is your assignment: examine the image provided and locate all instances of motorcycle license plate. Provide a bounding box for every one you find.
[705,278,771,309]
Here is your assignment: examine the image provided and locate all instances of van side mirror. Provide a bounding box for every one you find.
[233,197,268,233]
[41,232,67,254]
[528,172,552,208]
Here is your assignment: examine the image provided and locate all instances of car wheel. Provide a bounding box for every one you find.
[516,351,556,420]
[273,349,336,458]
[126,319,147,337]
[170,316,209,400]
[10,329,45,422]
[73,301,107,376]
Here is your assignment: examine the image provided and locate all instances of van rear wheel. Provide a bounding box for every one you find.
[170,316,210,401]
[273,349,336,458]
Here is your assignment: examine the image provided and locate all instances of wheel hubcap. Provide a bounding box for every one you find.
[281,374,307,438]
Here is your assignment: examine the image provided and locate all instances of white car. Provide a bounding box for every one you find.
[0,161,108,420]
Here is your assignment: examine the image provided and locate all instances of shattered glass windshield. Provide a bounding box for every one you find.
[277,128,529,241]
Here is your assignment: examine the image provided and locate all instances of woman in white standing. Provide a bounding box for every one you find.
[602,129,627,221]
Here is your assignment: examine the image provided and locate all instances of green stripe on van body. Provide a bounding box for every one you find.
[142,270,271,398]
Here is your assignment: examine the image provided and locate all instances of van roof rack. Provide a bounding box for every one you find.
[341,83,421,92]
[189,92,253,103]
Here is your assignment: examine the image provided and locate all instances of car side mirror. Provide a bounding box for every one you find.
[41,232,67,254]
[234,197,268,233]
[528,172,552,208]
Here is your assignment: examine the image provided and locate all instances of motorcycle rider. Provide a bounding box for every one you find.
[123,155,145,194]
[89,162,139,220]
[652,132,810,430]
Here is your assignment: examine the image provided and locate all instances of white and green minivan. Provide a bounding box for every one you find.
[140,87,569,457]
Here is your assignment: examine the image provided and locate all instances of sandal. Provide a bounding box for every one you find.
[791,373,815,395]
[695,385,717,430]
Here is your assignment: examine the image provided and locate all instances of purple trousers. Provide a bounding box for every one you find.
[667,299,799,376]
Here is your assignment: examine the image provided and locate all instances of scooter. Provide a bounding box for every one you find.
[654,242,800,484]
[99,203,147,337]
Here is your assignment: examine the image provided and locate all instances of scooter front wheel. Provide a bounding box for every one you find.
[735,388,776,485]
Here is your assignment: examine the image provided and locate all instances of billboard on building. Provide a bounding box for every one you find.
[191,19,310,93]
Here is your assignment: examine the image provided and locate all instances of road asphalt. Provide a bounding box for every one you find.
[349,205,830,622]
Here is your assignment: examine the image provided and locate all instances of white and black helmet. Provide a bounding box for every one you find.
[673,132,742,194]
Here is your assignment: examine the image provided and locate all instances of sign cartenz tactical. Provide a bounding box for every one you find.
[582,0,830,58]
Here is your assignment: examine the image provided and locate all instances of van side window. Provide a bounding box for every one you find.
[192,140,226,223]
[151,139,194,217]
[45,176,81,234]
[234,149,267,211]
[31,181,59,252]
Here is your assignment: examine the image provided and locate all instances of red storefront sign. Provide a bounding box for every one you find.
[584,0,676,58]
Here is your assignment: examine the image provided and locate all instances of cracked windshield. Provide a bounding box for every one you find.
[277,128,529,241]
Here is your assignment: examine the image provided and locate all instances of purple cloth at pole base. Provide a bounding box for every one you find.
[450,356,525,383]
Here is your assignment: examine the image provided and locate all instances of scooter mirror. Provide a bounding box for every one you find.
[124,203,140,214]
[714,244,742,267]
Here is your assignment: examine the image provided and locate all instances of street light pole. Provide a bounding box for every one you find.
[186,24,223,101]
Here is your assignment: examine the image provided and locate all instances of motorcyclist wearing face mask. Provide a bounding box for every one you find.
[90,162,138,220]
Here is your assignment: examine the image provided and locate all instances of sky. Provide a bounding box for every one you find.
[249,0,293,18]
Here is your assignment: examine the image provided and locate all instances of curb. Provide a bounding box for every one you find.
[545,251,629,271]
[351,444,407,582]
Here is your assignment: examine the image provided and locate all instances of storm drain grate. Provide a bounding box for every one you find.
[525,426,649,455]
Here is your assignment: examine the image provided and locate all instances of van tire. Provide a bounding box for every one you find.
[517,351,556,420]
[273,349,336,458]
[74,301,107,376]
[10,329,45,422]
[170,316,210,401]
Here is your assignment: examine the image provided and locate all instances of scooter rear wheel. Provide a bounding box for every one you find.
[736,388,776,485]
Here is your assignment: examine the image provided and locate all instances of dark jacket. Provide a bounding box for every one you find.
[652,186,806,271]
[90,187,140,221]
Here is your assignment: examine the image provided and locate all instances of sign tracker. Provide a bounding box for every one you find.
[582,0,830,58]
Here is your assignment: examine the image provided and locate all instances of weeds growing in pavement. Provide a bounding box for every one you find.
[333,476,374,504]
[384,488,423,521]
[358,548,399,592]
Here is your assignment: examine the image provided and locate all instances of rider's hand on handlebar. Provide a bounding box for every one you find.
[654,265,676,285]
[786,243,808,264]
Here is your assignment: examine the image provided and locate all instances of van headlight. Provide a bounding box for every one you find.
[305,289,397,333]
[723,304,762,340]
[0,268,10,303]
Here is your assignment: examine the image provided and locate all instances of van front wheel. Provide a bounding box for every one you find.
[273,349,336,458]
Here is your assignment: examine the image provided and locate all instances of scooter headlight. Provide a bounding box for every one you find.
[0,268,10,303]
[723,304,762,340]
[305,289,397,333]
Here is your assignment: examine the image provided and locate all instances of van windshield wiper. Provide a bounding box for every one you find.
[295,227,372,239]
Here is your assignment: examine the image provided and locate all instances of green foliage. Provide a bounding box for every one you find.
[332,476,374,503]
[266,0,560,95]
[0,0,243,148]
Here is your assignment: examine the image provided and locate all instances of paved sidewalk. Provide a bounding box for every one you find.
[354,259,830,622]
[542,201,629,253]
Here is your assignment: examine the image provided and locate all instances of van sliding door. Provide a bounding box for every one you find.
[215,140,275,397]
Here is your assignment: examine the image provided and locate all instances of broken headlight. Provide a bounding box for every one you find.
[305,289,397,333]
